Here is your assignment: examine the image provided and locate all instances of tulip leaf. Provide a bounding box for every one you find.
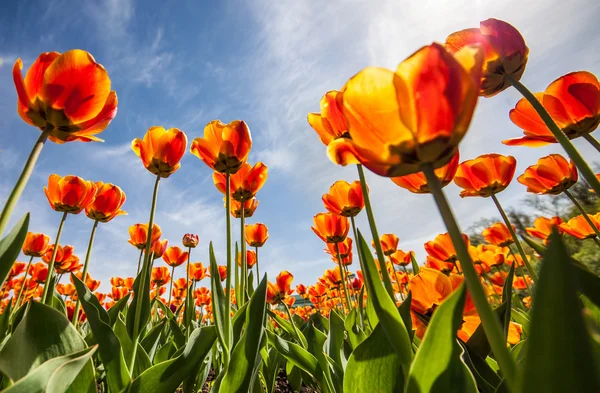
[114,314,152,377]
[2,346,97,393]
[0,301,96,393]
[460,343,502,393]
[209,241,229,353]
[168,318,185,349]
[267,309,308,348]
[232,301,249,347]
[343,323,405,393]
[305,321,337,393]
[0,299,12,340]
[267,330,320,378]
[399,291,413,341]
[502,264,515,340]
[127,258,152,340]
[356,230,412,371]
[406,284,477,393]
[107,293,131,325]
[141,319,166,359]
[327,309,345,371]
[410,252,420,275]
[465,302,508,359]
[127,326,217,393]
[218,275,268,393]
[344,308,366,349]
[72,274,131,391]
[517,231,600,392]
[0,213,29,289]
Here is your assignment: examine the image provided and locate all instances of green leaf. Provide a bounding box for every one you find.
[502,264,515,340]
[141,320,166,360]
[153,340,176,365]
[219,276,268,393]
[126,260,152,340]
[343,324,405,393]
[0,298,13,340]
[232,301,249,347]
[2,346,97,393]
[114,314,151,377]
[460,343,502,393]
[305,322,336,393]
[127,326,217,393]
[465,302,507,359]
[0,301,96,393]
[209,242,229,353]
[406,284,477,393]
[262,348,282,393]
[267,330,320,378]
[344,308,366,349]
[517,231,600,392]
[410,251,420,275]
[356,230,412,372]
[398,291,413,341]
[72,273,131,391]
[327,309,345,371]
[107,293,131,325]
[267,309,308,348]
[0,214,29,288]
[168,318,185,349]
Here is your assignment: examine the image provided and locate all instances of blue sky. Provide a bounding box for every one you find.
[1,0,599,292]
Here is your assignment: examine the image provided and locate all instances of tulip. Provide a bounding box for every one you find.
[85,182,127,222]
[373,234,399,256]
[190,120,252,174]
[389,249,414,267]
[151,266,171,287]
[454,154,516,198]
[44,174,97,214]
[111,277,125,287]
[163,246,189,268]
[266,271,293,305]
[182,233,199,248]
[327,43,482,177]
[560,214,600,241]
[409,267,453,315]
[391,151,459,194]
[236,250,257,268]
[22,232,51,257]
[424,232,469,263]
[245,223,268,247]
[128,223,162,250]
[307,90,349,146]
[213,162,268,202]
[43,244,81,274]
[131,126,187,178]
[482,223,514,247]
[322,180,365,217]
[189,263,208,282]
[517,154,577,195]
[504,72,600,147]
[445,18,528,97]
[210,265,227,282]
[230,198,259,218]
[30,262,48,284]
[525,216,563,245]
[311,212,349,244]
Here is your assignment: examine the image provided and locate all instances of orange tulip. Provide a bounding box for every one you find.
[30,262,48,283]
[163,246,189,267]
[44,174,97,214]
[327,43,482,177]
[213,162,268,202]
[517,154,577,195]
[132,126,187,177]
[189,262,208,282]
[210,265,227,282]
[109,286,129,301]
[190,120,252,174]
[445,18,528,97]
[424,232,469,262]
[504,72,600,146]
[9,262,27,278]
[322,180,365,217]
[245,223,268,247]
[322,268,344,288]
[266,270,293,304]
[22,232,51,257]
[237,250,257,268]
[149,239,169,260]
[13,50,117,143]
[390,249,414,266]
[72,272,101,291]
[85,182,127,222]
[311,212,349,243]
[123,277,135,290]
[128,223,162,250]
[151,266,171,287]
[110,277,124,287]
[454,154,516,197]
[296,284,308,298]
[326,237,353,260]
[525,216,563,245]
[229,197,259,218]
[409,267,453,315]
[182,233,199,248]
[391,151,459,194]
[42,244,81,274]
[513,276,533,290]
[308,282,327,300]
[482,223,513,247]
[373,233,399,256]
[476,244,509,268]
[559,214,600,240]
[307,90,349,146]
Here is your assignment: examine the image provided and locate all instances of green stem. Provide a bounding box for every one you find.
[0,129,49,237]
[224,170,232,366]
[72,219,99,325]
[186,246,192,339]
[240,205,247,305]
[490,193,538,283]
[564,189,600,241]
[282,301,303,345]
[335,242,352,313]
[42,212,68,304]
[11,255,34,321]
[508,76,600,194]
[136,249,143,276]
[350,216,366,327]
[508,249,533,298]
[423,164,517,390]
[356,164,395,299]
[130,174,161,374]
[255,246,260,286]
[583,133,600,153]
[167,265,175,308]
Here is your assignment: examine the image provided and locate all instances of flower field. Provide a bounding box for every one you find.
[1,15,600,393]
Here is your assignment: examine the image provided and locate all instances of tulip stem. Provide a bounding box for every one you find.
[185,246,192,339]
[508,76,600,195]
[72,219,99,325]
[136,249,143,276]
[0,128,50,237]
[490,193,538,283]
[167,266,175,308]
[240,205,247,305]
[582,133,600,153]
[356,164,395,299]
[423,164,516,390]
[335,242,352,314]
[350,216,367,282]
[11,255,34,321]
[255,246,260,286]
[130,174,161,374]
[42,212,68,304]
[224,170,232,366]
[564,189,600,243]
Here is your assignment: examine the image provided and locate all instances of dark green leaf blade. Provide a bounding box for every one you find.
[0,214,29,288]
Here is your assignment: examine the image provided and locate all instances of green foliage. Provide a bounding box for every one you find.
[0,214,29,288]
